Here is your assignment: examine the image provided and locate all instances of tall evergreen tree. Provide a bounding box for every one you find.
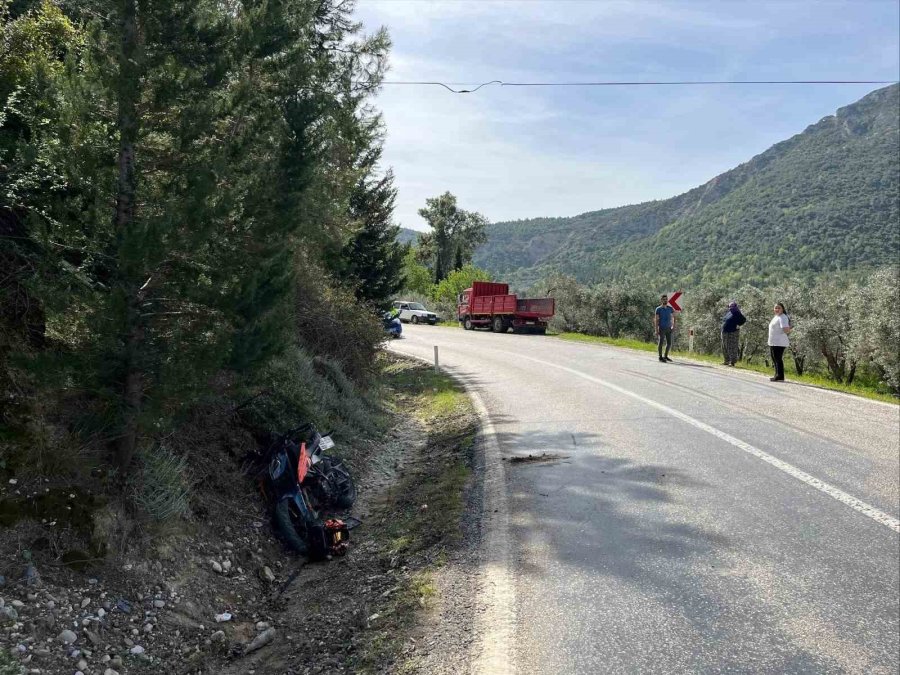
[339,167,406,307]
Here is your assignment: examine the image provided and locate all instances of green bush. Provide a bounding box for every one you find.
[130,446,191,523]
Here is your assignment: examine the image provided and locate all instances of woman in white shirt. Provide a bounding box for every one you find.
[767,302,792,382]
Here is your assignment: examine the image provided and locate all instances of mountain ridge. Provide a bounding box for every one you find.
[472,84,900,288]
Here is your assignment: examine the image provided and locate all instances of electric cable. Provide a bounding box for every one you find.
[381,79,898,93]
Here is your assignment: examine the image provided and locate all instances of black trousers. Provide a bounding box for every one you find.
[770,345,786,379]
[658,328,673,358]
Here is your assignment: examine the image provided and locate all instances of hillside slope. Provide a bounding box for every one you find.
[473,84,899,288]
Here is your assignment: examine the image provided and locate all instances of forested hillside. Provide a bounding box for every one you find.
[474,84,899,288]
[397,226,421,245]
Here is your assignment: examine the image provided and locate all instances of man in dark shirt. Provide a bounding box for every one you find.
[654,295,675,362]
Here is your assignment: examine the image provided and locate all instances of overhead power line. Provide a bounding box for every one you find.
[381,79,898,93]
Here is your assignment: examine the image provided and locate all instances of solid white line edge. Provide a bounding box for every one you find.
[519,353,900,534]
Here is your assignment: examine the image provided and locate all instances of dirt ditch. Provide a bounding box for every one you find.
[0,357,480,675]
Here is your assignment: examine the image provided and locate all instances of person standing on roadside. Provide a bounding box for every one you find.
[768,302,792,381]
[721,300,746,366]
[654,294,676,363]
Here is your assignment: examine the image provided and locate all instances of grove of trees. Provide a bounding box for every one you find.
[530,269,900,394]
[1,0,405,489]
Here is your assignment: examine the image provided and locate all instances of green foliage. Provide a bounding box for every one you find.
[294,258,387,383]
[530,274,655,340]
[401,246,433,296]
[431,265,491,305]
[1,0,400,482]
[475,85,900,289]
[336,167,406,309]
[238,346,383,443]
[130,446,191,523]
[0,646,24,675]
[542,267,900,394]
[416,192,488,282]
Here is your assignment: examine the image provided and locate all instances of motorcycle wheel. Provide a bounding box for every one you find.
[273,499,309,556]
[273,498,330,560]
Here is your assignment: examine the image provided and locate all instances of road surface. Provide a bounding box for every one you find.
[389,325,900,675]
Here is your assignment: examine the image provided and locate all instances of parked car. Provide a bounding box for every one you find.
[392,301,439,325]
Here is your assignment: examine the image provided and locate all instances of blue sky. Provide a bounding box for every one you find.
[354,0,900,231]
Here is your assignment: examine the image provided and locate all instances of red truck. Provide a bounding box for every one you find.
[457,281,555,334]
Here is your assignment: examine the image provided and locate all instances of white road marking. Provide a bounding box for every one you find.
[389,346,515,674]
[467,388,515,675]
[519,354,900,534]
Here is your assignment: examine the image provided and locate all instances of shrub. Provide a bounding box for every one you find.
[130,446,191,523]
[294,261,385,383]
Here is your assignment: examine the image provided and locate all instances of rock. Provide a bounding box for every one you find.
[23,564,40,587]
[214,613,232,623]
[115,599,131,614]
[130,645,145,655]
[255,621,270,632]
[84,629,101,646]
[77,659,88,670]
[244,627,276,654]
[104,669,120,675]
[143,623,153,633]
[97,608,106,618]
[57,630,77,644]
[0,606,17,624]
[109,655,123,669]
[221,560,232,572]
[26,593,37,601]
[11,600,24,608]
[260,567,276,583]
[211,561,223,574]
[153,600,165,609]
[80,598,90,609]
[211,630,225,642]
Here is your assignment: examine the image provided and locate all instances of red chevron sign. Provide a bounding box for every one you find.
[667,291,683,312]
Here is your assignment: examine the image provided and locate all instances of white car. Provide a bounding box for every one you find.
[392,301,439,325]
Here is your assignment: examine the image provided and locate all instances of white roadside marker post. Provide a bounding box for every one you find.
[689,327,694,352]
[434,345,439,372]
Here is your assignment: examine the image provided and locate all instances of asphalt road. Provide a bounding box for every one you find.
[388,325,900,675]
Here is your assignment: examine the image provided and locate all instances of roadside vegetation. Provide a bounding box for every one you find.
[531,271,899,401]
[1,0,410,577]
[356,358,477,673]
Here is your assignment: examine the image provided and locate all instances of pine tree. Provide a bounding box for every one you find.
[340,168,406,308]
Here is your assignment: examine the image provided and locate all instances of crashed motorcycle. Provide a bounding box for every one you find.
[257,423,357,560]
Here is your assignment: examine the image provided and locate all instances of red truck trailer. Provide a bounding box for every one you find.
[457,281,555,334]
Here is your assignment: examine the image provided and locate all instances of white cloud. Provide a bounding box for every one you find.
[356,0,900,230]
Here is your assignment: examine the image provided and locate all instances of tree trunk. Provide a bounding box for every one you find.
[114,0,142,473]
[821,347,844,383]
[846,360,857,386]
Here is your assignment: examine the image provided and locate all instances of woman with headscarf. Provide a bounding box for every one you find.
[721,300,745,366]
